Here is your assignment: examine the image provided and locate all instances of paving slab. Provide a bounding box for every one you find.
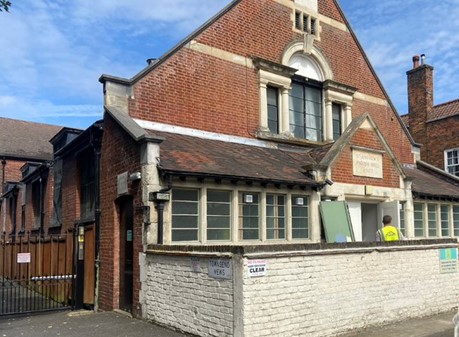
[0,310,189,337]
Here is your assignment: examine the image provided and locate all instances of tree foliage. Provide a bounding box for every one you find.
[0,0,11,12]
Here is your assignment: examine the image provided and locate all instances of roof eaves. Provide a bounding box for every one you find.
[416,160,459,184]
[105,106,164,144]
[158,167,316,188]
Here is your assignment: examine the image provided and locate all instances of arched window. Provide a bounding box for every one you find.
[288,54,323,141]
[256,43,355,143]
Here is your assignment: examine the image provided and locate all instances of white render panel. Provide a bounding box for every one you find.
[242,249,459,337]
[142,245,458,336]
[143,254,234,337]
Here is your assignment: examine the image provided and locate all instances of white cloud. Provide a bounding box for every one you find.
[340,0,459,113]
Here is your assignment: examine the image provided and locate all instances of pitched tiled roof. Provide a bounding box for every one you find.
[430,99,459,121]
[148,130,319,186]
[404,162,459,200]
[0,117,63,161]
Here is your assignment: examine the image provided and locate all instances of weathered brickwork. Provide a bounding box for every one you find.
[143,254,234,337]
[331,128,401,188]
[99,114,143,316]
[242,248,458,337]
[126,0,414,167]
[62,157,79,229]
[425,117,459,170]
[2,159,25,185]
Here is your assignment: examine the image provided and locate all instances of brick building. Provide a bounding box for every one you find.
[2,0,459,335]
[0,118,101,312]
[0,117,62,236]
[404,54,459,176]
[96,0,459,336]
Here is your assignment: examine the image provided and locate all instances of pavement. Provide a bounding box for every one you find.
[0,309,457,337]
[0,310,189,337]
[339,310,457,337]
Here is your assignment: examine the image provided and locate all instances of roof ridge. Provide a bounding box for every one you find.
[434,98,459,109]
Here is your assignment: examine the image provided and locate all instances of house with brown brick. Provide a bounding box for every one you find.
[0,118,103,314]
[2,0,458,334]
[0,117,62,236]
[94,0,459,335]
[404,54,459,176]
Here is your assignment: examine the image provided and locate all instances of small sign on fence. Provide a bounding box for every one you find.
[17,252,31,264]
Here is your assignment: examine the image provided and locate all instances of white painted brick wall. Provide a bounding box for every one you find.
[243,248,459,337]
[142,245,458,337]
[142,254,234,337]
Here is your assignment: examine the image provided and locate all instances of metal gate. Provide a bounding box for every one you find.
[0,231,76,316]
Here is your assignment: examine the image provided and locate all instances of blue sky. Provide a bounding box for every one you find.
[1,0,458,129]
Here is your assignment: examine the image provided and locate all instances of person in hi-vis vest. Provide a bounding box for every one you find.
[376,215,405,241]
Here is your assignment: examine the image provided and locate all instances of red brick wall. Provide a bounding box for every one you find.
[2,159,25,184]
[127,0,413,165]
[407,65,434,162]
[425,116,459,170]
[62,157,80,229]
[99,113,143,316]
[332,128,401,188]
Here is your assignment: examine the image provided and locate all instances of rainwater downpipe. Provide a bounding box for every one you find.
[91,126,102,312]
[1,158,6,194]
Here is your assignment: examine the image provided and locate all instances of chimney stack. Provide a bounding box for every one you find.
[406,54,434,160]
[412,55,420,69]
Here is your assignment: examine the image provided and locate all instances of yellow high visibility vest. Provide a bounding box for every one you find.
[378,225,401,241]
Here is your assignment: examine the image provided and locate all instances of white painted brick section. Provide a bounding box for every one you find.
[243,249,459,337]
[142,255,234,337]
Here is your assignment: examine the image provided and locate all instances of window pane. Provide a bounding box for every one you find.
[453,206,459,237]
[414,203,424,237]
[266,194,286,240]
[427,204,437,237]
[267,86,279,134]
[172,189,199,242]
[292,195,309,239]
[207,190,231,241]
[239,193,260,240]
[332,103,342,141]
[207,229,230,241]
[399,203,406,236]
[446,150,459,177]
[441,205,450,237]
[172,230,198,242]
[305,86,321,102]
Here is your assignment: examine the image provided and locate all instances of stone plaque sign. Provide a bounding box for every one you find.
[208,259,232,279]
[353,149,383,178]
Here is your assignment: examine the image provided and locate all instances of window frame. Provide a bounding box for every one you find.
[169,185,311,244]
[445,148,459,176]
[266,194,286,240]
[289,76,323,142]
[171,188,200,242]
[206,189,232,242]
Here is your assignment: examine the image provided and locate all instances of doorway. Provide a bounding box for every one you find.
[118,196,133,312]
[348,200,401,242]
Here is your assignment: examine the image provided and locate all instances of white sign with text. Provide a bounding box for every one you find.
[208,259,232,279]
[247,259,267,277]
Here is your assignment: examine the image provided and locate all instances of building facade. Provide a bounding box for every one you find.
[97,0,459,336]
[405,54,459,176]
